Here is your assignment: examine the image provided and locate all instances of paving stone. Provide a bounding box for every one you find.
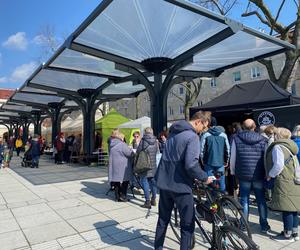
[56,205,98,220]
[0,230,29,250]
[0,218,20,234]
[68,213,115,232]
[57,234,86,248]
[17,210,62,229]
[91,200,129,212]
[12,203,52,218]
[88,236,118,249]
[103,206,146,223]
[48,198,86,210]
[6,201,28,209]
[104,237,153,249]
[63,242,95,250]
[31,240,62,250]
[23,221,77,245]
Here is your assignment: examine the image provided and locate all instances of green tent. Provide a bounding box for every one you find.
[95,109,137,150]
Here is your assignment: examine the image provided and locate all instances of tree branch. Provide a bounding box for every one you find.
[241,11,269,26]
[258,59,277,82]
[170,91,185,103]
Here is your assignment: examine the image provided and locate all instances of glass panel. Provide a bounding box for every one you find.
[1,104,32,112]
[12,93,64,104]
[75,0,227,61]
[51,49,130,77]
[184,31,282,71]
[0,111,20,117]
[20,86,57,95]
[0,116,11,120]
[31,69,108,91]
[102,81,145,95]
[64,100,78,107]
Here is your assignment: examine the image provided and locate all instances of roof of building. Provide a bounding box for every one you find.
[0,89,15,100]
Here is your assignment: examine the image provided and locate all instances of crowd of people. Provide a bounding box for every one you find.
[107,110,300,249]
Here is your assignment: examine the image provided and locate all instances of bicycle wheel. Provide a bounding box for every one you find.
[170,207,196,249]
[218,196,252,238]
[216,225,258,250]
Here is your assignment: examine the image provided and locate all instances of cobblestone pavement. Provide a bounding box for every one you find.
[0,155,299,249]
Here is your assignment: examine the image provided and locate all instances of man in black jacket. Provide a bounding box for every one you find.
[154,111,213,250]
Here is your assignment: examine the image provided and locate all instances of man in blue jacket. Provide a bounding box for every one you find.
[154,111,213,250]
[200,117,230,191]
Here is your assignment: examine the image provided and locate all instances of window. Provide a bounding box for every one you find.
[169,107,174,115]
[179,105,184,114]
[233,71,241,82]
[251,67,261,78]
[210,78,216,88]
[179,87,184,95]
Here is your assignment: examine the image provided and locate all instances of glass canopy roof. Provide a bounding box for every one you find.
[1,104,35,113]
[103,81,145,95]
[9,0,294,120]
[12,93,64,105]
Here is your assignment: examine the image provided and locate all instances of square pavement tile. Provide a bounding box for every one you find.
[56,205,99,220]
[22,221,77,245]
[31,240,62,250]
[68,213,116,233]
[104,238,153,250]
[63,242,95,250]
[80,228,109,241]
[103,206,147,224]
[0,218,20,234]
[17,211,62,229]
[48,198,86,211]
[57,234,86,248]
[91,200,130,213]
[0,230,29,250]
[89,236,118,249]
[12,203,52,218]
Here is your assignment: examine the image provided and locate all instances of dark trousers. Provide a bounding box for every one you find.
[16,147,21,156]
[155,190,195,250]
[111,181,129,200]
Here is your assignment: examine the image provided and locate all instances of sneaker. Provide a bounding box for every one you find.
[261,225,271,234]
[292,233,299,241]
[271,231,294,242]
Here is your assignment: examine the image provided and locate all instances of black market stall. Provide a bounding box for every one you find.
[190,79,300,129]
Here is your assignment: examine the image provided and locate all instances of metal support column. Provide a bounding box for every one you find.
[32,111,42,135]
[48,103,62,146]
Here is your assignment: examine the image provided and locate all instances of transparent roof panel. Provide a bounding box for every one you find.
[1,104,33,112]
[184,31,283,71]
[51,49,130,77]
[12,93,64,105]
[64,100,78,107]
[75,0,227,62]
[0,111,20,117]
[102,81,145,95]
[20,86,57,95]
[30,69,108,91]
[0,116,10,120]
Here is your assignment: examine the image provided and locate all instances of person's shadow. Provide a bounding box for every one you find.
[93,220,175,249]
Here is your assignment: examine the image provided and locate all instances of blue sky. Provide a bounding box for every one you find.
[0,0,296,89]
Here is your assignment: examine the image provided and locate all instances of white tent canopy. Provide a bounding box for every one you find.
[118,116,171,136]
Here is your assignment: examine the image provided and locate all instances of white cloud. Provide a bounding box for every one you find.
[2,32,28,50]
[32,34,47,46]
[0,61,37,85]
[9,61,37,83]
[0,77,7,83]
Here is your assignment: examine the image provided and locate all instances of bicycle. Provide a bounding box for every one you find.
[170,181,258,249]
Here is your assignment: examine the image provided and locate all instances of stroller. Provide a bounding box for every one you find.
[21,147,32,168]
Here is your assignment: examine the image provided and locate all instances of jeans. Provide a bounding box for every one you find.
[32,155,40,168]
[239,180,269,230]
[282,211,299,233]
[204,165,225,191]
[155,190,194,250]
[140,176,157,202]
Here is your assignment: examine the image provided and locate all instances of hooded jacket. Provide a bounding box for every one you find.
[31,138,41,157]
[200,126,230,167]
[136,133,158,177]
[265,139,300,212]
[234,130,267,181]
[155,120,208,194]
[108,138,133,183]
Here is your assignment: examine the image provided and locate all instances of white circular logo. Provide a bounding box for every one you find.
[258,111,275,126]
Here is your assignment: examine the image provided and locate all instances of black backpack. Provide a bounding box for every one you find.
[134,141,152,174]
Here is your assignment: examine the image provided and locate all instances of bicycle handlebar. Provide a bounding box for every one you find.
[193,179,226,194]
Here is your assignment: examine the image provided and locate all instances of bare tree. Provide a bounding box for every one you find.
[191,0,239,15]
[241,0,300,89]
[170,79,203,120]
[35,25,63,63]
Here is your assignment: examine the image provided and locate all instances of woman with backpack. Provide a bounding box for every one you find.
[136,127,158,209]
[265,127,300,242]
